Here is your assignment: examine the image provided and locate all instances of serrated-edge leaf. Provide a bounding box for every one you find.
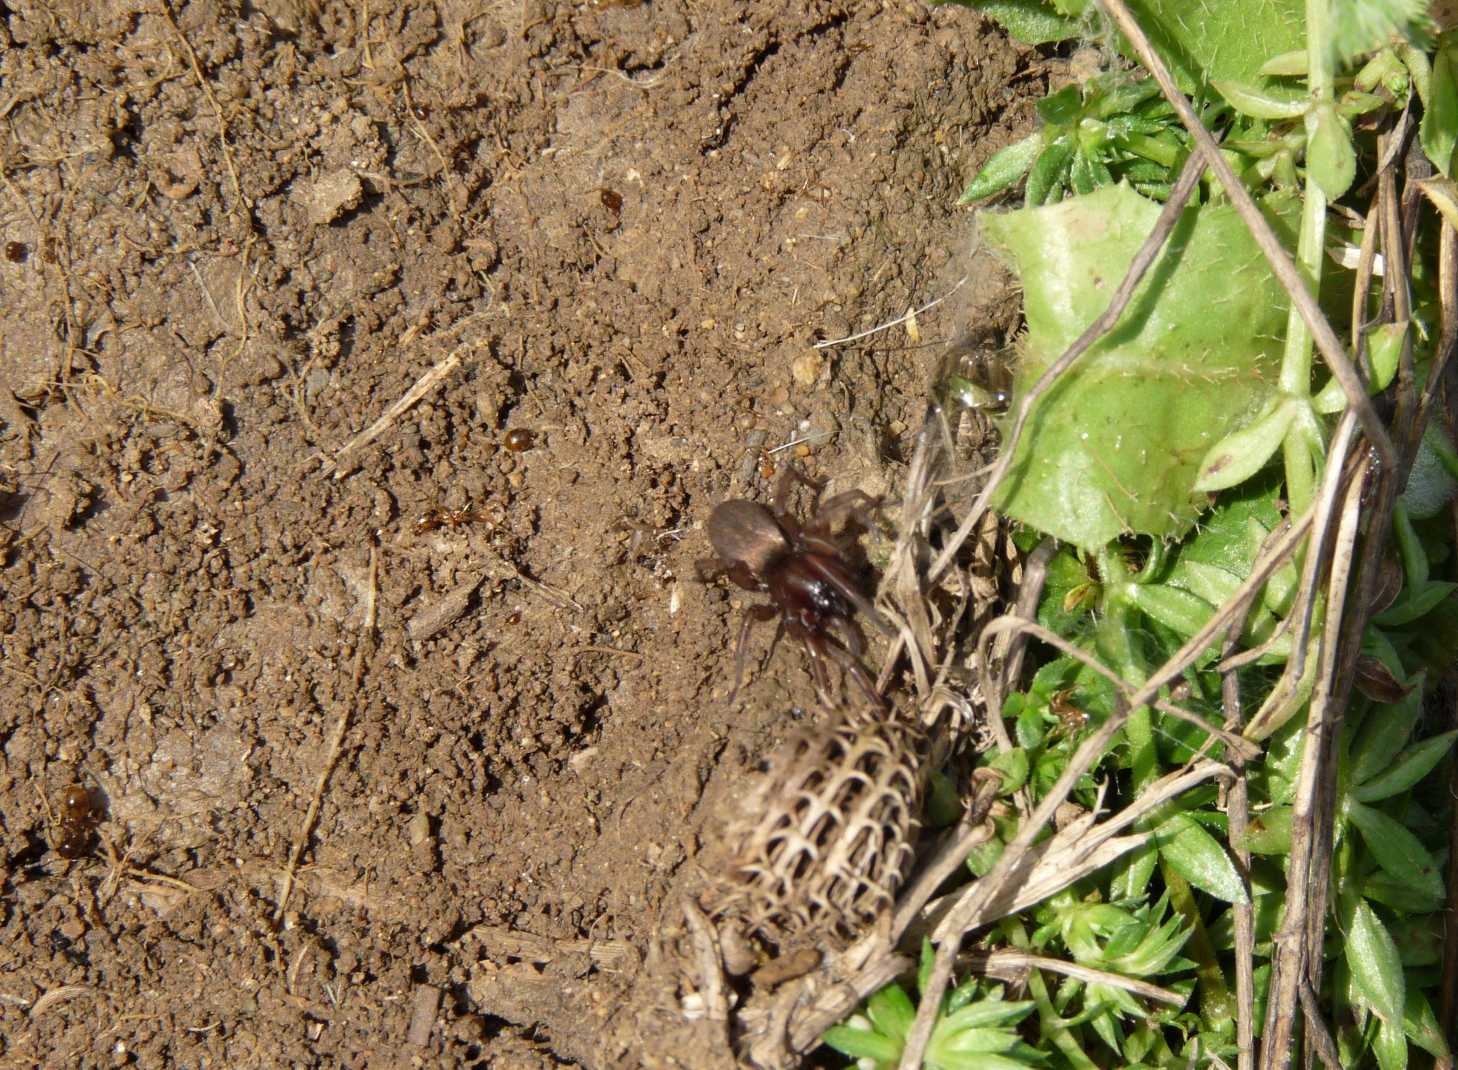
[1194,397,1297,492]
[1155,813,1249,903]
[1353,730,1458,802]
[1347,899,1406,1024]
[1213,78,1309,119]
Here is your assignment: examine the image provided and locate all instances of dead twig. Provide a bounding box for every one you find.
[273,543,378,923]
[318,350,464,479]
[1259,454,1370,1068]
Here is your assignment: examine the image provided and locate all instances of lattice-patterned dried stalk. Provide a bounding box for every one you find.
[704,708,928,950]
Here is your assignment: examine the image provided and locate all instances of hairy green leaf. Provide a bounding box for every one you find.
[1194,397,1298,492]
[961,134,1044,204]
[938,0,1081,44]
[1347,899,1406,1024]
[1352,730,1458,802]
[1155,813,1248,903]
[1122,0,1305,92]
[982,185,1287,547]
[1345,800,1445,900]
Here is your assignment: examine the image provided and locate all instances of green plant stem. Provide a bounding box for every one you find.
[1162,866,1237,1028]
[1277,0,1337,516]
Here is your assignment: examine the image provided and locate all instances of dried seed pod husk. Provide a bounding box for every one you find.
[703,707,928,952]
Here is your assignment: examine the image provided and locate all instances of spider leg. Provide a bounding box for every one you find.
[772,462,825,515]
[835,615,867,658]
[800,630,838,708]
[806,489,880,540]
[727,604,779,703]
[813,628,886,709]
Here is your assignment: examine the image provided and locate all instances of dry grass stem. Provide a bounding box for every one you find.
[320,349,464,479]
[966,948,1185,1007]
[813,276,969,350]
[1259,457,1369,1068]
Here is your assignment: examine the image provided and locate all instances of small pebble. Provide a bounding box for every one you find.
[790,351,823,387]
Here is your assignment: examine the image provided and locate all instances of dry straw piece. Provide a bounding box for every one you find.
[704,707,928,951]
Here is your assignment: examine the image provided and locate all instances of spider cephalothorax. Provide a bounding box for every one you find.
[703,470,888,707]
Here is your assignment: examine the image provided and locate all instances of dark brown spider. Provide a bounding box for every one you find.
[701,467,889,707]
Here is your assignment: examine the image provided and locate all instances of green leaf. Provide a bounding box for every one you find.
[1121,0,1305,93]
[1403,988,1451,1058]
[1400,425,1458,519]
[1373,581,1458,626]
[1368,321,1407,392]
[1194,397,1298,492]
[1345,801,1445,901]
[1347,899,1406,1024]
[1155,813,1249,903]
[1352,730,1458,802]
[1026,136,1074,206]
[940,0,1082,45]
[1332,0,1434,63]
[821,1023,902,1062]
[985,748,1031,794]
[1361,871,1447,914]
[1260,50,1308,77]
[1237,804,1293,855]
[1374,1016,1409,1070]
[1312,322,1407,413]
[866,982,916,1040]
[1350,686,1424,786]
[1124,581,1217,640]
[1212,79,1308,120]
[961,134,1044,204]
[1422,37,1458,176]
[934,999,1035,1032]
[1307,103,1358,200]
[981,185,1289,547]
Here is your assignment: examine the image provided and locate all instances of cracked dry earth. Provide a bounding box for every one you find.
[0,0,1038,1065]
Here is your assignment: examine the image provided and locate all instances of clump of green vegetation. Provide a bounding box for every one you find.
[824,1,1458,1066]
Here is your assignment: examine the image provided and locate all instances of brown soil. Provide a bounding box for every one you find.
[0,1,1039,1065]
